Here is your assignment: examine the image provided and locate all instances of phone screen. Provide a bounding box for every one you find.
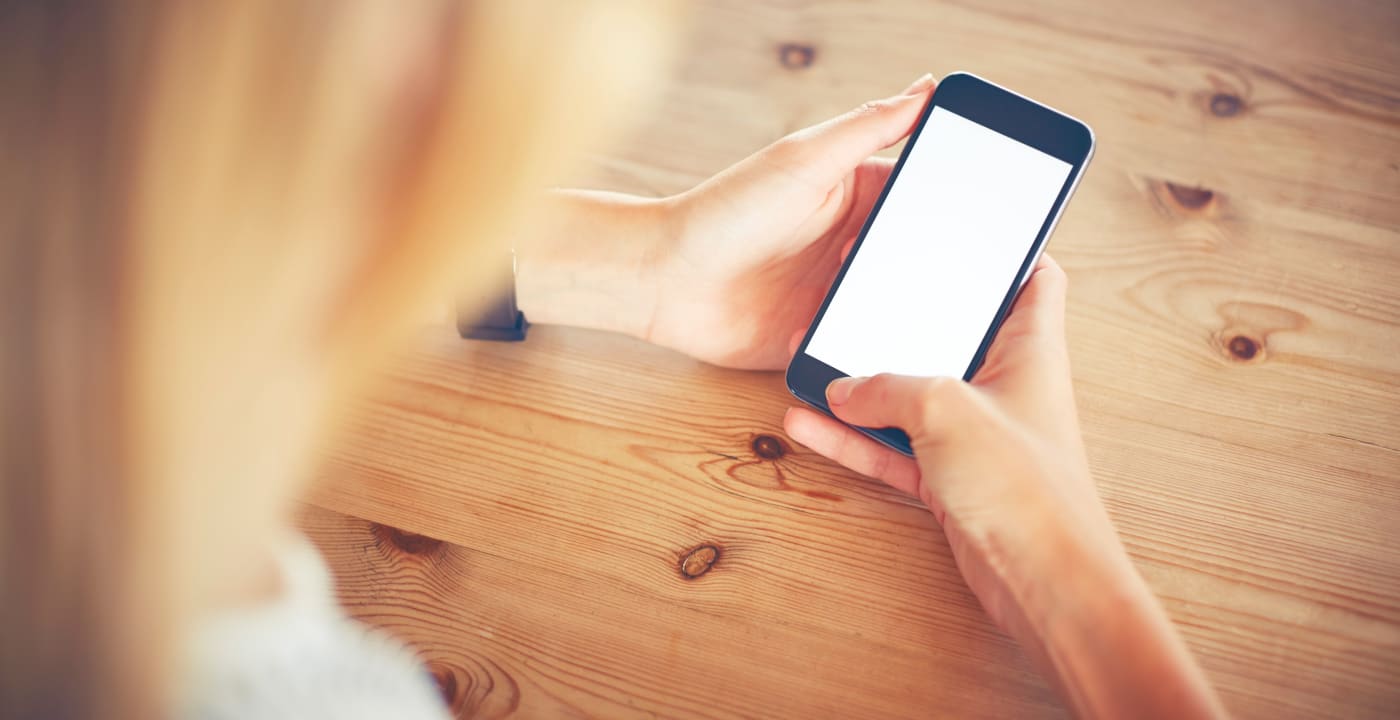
[805,106,1074,380]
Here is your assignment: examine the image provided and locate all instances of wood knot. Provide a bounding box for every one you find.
[679,544,720,579]
[1209,92,1243,118]
[1226,334,1259,361]
[372,522,444,556]
[427,662,461,711]
[1164,182,1215,210]
[777,43,816,69]
[1214,302,1305,366]
[751,434,786,460]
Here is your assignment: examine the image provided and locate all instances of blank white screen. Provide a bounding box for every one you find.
[806,106,1072,379]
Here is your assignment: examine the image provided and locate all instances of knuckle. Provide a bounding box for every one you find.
[867,372,900,399]
[919,376,967,405]
[778,129,809,148]
[916,378,978,430]
[851,99,892,118]
[766,132,810,165]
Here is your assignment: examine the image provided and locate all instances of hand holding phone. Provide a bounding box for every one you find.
[785,72,1095,455]
[784,254,1228,720]
[781,75,1225,717]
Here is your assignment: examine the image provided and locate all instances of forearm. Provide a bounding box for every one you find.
[1010,519,1227,719]
[514,189,673,339]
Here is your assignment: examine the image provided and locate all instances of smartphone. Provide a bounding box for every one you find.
[785,72,1095,456]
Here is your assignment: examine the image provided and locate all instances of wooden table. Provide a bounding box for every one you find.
[299,1,1400,717]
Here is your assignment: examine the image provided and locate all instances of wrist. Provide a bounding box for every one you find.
[964,497,1134,652]
[1011,498,1140,636]
[514,189,678,340]
[995,498,1224,719]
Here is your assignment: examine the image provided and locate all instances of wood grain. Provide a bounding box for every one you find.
[302,0,1400,717]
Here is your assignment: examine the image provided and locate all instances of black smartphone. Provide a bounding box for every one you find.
[785,72,1095,456]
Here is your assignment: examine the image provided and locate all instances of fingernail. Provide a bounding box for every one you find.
[900,73,935,96]
[826,376,865,405]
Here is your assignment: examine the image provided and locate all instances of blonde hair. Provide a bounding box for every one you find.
[0,1,674,717]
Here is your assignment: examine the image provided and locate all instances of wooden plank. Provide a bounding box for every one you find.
[299,502,1063,719]
[306,320,1398,718]
[307,328,1061,719]
[304,0,1400,717]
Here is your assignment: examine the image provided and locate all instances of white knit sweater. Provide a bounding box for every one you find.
[181,540,450,719]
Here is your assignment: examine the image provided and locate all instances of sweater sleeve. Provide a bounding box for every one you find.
[179,538,452,720]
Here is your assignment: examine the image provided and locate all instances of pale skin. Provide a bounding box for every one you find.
[516,75,1229,718]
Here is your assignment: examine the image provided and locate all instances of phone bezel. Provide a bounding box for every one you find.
[785,71,1096,457]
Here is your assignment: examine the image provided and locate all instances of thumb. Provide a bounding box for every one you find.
[826,373,977,443]
[786,74,934,179]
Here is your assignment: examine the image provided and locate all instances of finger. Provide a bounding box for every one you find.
[788,74,934,179]
[826,373,977,444]
[825,373,932,430]
[784,407,922,496]
[832,157,896,239]
[1023,253,1068,332]
[857,156,897,186]
[839,236,855,262]
[787,329,804,358]
[899,73,937,96]
[1001,252,1068,346]
[976,253,1073,401]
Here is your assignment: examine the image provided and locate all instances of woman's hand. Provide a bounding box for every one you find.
[514,75,935,369]
[644,74,937,369]
[785,255,1107,626]
[784,256,1226,719]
